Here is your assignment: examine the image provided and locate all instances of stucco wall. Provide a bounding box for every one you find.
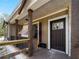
[40,18,48,45]
[8,24,23,37]
[7,24,11,38]
[10,24,16,36]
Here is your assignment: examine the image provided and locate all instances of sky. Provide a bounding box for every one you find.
[0,0,20,15]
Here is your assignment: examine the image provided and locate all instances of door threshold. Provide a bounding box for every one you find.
[50,49,65,54]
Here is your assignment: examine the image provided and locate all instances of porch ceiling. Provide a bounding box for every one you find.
[9,0,50,24]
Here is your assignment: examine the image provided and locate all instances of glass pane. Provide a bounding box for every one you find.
[52,21,64,30]
[58,22,64,29]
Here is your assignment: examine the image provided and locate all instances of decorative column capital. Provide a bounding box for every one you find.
[15,19,18,23]
[25,19,28,21]
[28,9,33,12]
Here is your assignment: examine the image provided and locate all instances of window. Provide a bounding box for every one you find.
[52,21,64,30]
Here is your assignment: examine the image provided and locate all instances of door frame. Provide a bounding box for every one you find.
[48,15,71,56]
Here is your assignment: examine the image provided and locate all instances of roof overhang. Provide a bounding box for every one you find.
[9,0,50,24]
[18,0,27,14]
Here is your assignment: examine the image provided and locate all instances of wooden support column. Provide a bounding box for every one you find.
[28,9,33,56]
[15,19,18,40]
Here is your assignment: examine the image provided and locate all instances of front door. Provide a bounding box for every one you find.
[50,18,65,51]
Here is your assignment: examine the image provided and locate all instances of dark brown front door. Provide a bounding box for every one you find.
[50,18,65,51]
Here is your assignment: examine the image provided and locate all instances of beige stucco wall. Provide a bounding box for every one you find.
[9,24,16,36]
[8,24,23,37]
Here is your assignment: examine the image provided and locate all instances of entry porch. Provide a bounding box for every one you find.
[26,48,69,59]
[0,47,70,59]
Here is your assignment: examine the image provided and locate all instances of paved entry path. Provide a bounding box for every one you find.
[26,48,70,59]
[1,46,70,59]
[2,45,70,59]
[4,47,70,59]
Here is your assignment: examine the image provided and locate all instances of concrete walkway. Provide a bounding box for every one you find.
[26,48,70,59]
[0,47,70,59]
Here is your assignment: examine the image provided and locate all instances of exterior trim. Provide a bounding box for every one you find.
[33,8,68,22]
[8,0,22,22]
[20,8,68,25]
[48,15,71,56]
